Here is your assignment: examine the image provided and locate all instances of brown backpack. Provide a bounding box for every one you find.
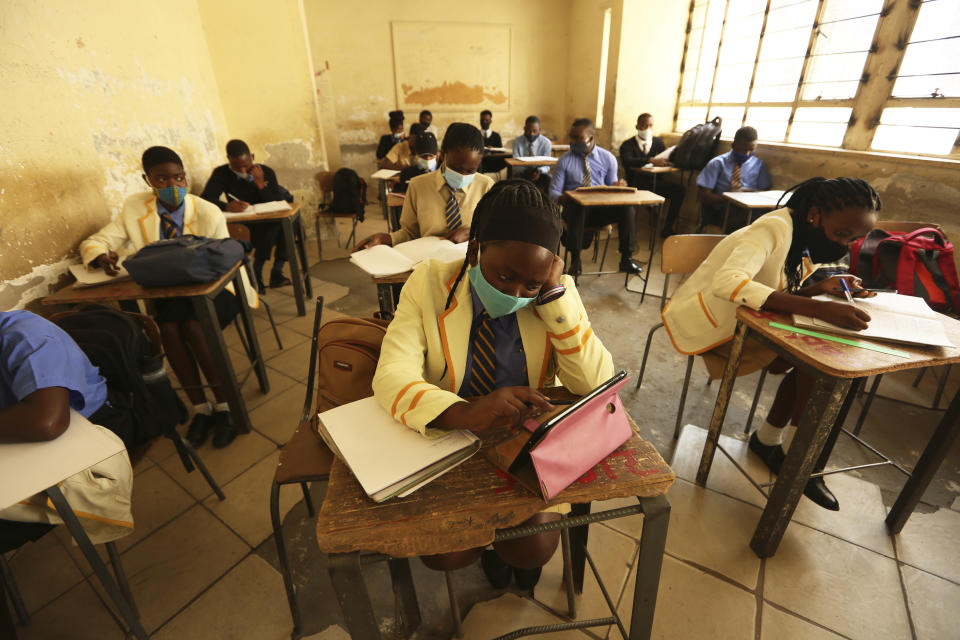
[313,317,390,413]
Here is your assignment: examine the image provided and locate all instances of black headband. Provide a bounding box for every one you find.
[476,205,562,254]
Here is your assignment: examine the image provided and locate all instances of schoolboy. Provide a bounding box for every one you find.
[619,113,686,237]
[511,115,553,191]
[697,125,772,229]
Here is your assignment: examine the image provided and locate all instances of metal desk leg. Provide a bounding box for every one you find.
[282,217,307,317]
[233,271,269,394]
[387,558,421,636]
[568,502,592,593]
[750,376,852,557]
[629,494,670,640]
[328,552,382,640]
[696,321,748,485]
[886,385,960,533]
[293,212,313,299]
[639,202,665,304]
[45,486,148,640]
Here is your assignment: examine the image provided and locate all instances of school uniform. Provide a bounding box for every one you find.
[697,150,772,228]
[511,134,553,185]
[619,136,686,233]
[372,259,614,435]
[482,130,503,148]
[391,169,494,245]
[377,134,403,159]
[393,164,429,194]
[661,207,817,377]
[385,140,415,168]
[481,130,506,173]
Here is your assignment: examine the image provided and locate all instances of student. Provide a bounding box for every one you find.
[480,109,506,174]
[376,110,405,160]
[662,177,881,509]
[373,179,614,588]
[200,139,295,293]
[356,123,494,249]
[512,115,553,191]
[419,109,439,137]
[381,123,424,171]
[81,146,259,449]
[549,118,642,276]
[697,125,772,229]
[394,132,438,195]
[619,113,686,237]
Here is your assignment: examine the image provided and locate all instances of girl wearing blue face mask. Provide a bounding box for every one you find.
[373,179,615,590]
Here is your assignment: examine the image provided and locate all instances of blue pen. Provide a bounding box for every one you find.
[839,279,855,305]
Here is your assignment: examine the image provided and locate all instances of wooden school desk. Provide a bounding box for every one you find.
[42,262,268,435]
[225,203,313,316]
[719,190,786,234]
[629,165,679,193]
[372,270,411,315]
[372,171,401,232]
[552,143,571,156]
[316,416,674,640]
[386,192,405,232]
[0,411,147,639]
[564,189,666,302]
[697,306,960,557]
[505,156,558,178]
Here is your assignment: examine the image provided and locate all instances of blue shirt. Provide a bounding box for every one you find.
[0,311,107,418]
[696,151,772,210]
[549,145,620,201]
[511,134,553,175]
[158,198,186,237]
[459,284,528,397]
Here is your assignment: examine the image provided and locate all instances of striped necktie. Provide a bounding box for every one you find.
[160,212,181,239]
[468,311,496,396]
[731,163,742,191]
[581,153,592,187]
[444,184,463,231]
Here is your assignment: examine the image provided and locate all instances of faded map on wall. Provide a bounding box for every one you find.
[392,22,510,112]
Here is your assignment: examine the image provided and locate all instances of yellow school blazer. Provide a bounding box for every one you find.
[390,169,494,245]
[372,259,615,435]
[661,207,815,355]
[79,193,258,306]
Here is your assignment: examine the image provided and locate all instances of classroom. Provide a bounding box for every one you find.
[1,0,959,638]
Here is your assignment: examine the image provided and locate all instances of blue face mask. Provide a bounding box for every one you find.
[571,141,591,156]
[443,167,474,191]
[468,263,536,319]
[154,185,187,207]
[732,150,752,164]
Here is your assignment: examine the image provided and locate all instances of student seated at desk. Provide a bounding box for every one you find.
[619,113,686,237]
[697,126,772,230]
[381,123,425,171]
[419,109,439,138]
[81,146,258,449]
[662,177,881,510]
[512,115,553,192]
[356,123,494,249]
[393,132,438,195]
[479,109,506,174]
[373,179,615,588]
[200,139,295,293]
[550,118,642,277]
[376,110,405,160]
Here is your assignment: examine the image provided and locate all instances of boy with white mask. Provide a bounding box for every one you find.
[394,132,438,194]
[619,113,687,237]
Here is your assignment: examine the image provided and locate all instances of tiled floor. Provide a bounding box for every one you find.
[6,211,960,639]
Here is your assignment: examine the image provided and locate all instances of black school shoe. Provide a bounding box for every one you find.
[269,274,292,288]
[619,257,642,275]
[748,432,839,511]
[186,413,213,448]
[514,566,543,591]
[211,410,238,448]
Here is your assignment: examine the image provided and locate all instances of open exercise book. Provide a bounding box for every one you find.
[223,200,290,218]
[317,397,481,502]
[793,292,954,348]
[68,263,131,287]
[350,236,469,277]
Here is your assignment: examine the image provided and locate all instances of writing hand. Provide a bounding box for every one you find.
[819,275,876,299]
[355,233,392,251]
[817,300,872,330]
[92,252,120,277]
[446,227,470,244]
[225,199,250,213]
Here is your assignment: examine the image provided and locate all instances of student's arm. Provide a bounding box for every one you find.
[696,159,726,206]
[548,160,566,202]
[619,140,644,169]
[390,185,421,245]
[199,169,229,211]
[79,200,135,268]
[0,387,71,443]
[380,144,403,171]
[257,166,292,202]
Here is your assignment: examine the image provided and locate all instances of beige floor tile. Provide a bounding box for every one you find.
[116,465,195,553]
[6,529,85,613]
[132,452,154,475]
[280,310,327,337]
[144,434,179,464]
[671,425,769,508]
[157,428,276,501]
[301,626,351,640]
[458,593,590,640]
[18,580,126,640]
[760,604,845,640]
[663,479,762,589]
[119,504,249,632]
[153,555,292,640]
[52,524,109,579]
[250,381,309,445]
[649,556,756,640]
[900,564,960,640]
[265,339,314,381]
[790,472,895,558]
[895,507,960,584]
[241,367,302,412]
[202,451,301,547]
[224,318,307,359]
[595,496,645,539]
[765,522,910,639]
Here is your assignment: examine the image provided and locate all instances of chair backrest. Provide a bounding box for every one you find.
[875,220,944,236]
[226,223,251,244]
[658,234,725,311]
[315,170,335,205]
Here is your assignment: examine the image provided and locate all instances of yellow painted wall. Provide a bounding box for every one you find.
[563,0,612,144]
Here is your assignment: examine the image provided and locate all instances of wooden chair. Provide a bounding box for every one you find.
[314,170,361,259]
[563,223,614,284]
[226,223,283,352]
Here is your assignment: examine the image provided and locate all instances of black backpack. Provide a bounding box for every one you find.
[331,168,367,222]
[53,305,187,450]
[124,236,246,287]
[671,117,723,171]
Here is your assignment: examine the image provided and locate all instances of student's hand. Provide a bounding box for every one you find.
[816,275,876,299]
[816,300,872,331]
[250,164,266,188]
[615,179,628,187]
[432,387,555,431]
[446,227,470,244]
[650,157,670,167]
[225,199,250,213]
[92,252,120,276]
[543,255,565,290]
[355,233,392,251]
[736,186,756,192]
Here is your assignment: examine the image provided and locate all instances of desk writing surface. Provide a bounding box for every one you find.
[371,271,412,285]
[552,144,570,152]
[737,307,960,379]
[722,190,786,209]
[505,157,558,167]
[222,203,301,224]
[566,189,664,208]
[632,165,679,174]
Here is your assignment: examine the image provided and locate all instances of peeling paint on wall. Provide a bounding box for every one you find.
[401,81,508,106]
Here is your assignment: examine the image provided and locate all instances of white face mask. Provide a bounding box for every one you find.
[417,157,437,171]
[637,128,651,141]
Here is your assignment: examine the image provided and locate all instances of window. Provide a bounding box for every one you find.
[596,8,613,129]
[674,0,960,157]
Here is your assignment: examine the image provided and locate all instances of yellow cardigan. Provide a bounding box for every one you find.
[372,259,615,435]
[79,193,258,306]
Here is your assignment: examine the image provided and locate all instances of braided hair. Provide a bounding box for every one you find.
[442,179,561,311]
[777,177,882,292]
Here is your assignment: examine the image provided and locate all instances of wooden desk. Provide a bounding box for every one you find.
[720,190,787,234]
[552,143,570,155]
[43,262,268,434]
[317,420,674,640]
[371,271,412,315]
[630,165,679,192]
[385,192,405,232]
[697,306,960,557]
[224,204,312,316]
[505,156,558,178]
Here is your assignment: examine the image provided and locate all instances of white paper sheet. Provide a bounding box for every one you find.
[349,245,416,277]
[68,264,131,287]
[371,169,401,179]
[514,155,556,162]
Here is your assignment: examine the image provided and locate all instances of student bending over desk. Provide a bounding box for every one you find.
[662,177,881,510]
[80,146,258,450]
[376,110,405,160]
[380,123,425,171]
[373,179,615,589]
[697,126,772,230]
[393,132,438,195]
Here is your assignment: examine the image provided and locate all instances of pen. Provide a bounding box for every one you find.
[226,193,238,201]
[839,279,855,305]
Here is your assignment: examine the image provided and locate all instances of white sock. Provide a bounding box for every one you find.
[193,402,212,416]
[213,402,229,413]
[781,425,797,453]
[755,420,784,446]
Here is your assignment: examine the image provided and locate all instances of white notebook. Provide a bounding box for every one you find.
[793,292,954,348]
[514,155,555,162]
[371,169,401,179]
[317,397,480,502]
[350,237,468,277]
[68,263,131,287]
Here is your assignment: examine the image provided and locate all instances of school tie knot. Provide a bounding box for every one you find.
[159,212,181,239]
[468,310,496,397]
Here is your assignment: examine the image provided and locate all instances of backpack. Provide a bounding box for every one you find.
[671,117,722,171]
[330,168,367,222]
[124,236,245,287]
[53,305,187,450]
[850,227,960,313]
[312,317,390,413]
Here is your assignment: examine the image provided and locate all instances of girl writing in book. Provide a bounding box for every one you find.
[662,177,881,510]
[373,179,614,590]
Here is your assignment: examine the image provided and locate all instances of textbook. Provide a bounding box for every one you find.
[350,236,468,277]
[792,292,954,348]
[317,396,481,502]
[68,263,131,287]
